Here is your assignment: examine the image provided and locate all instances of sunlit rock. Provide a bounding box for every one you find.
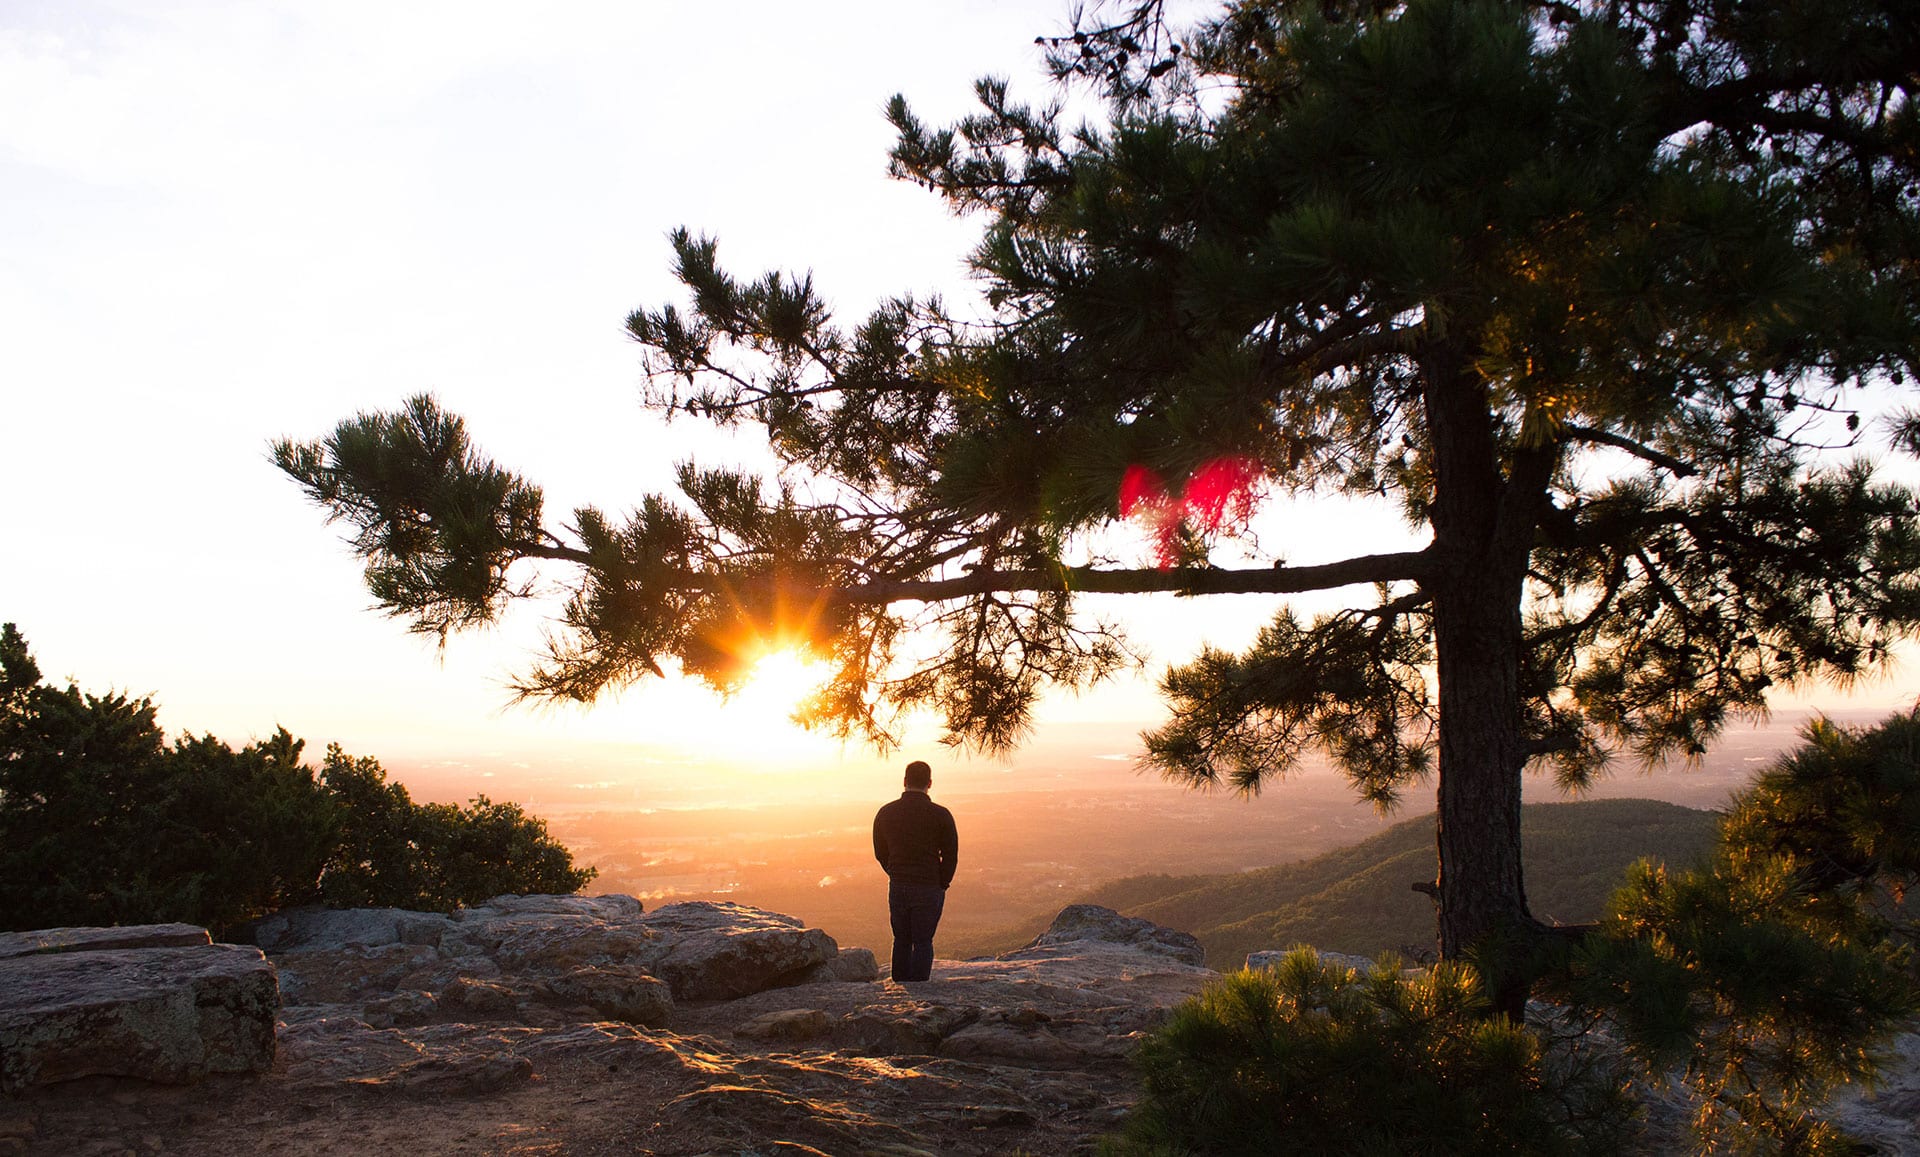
[537,964,673,1026]
[264,895,848,1022]
[18,902,1235,1154]
[345,1051,534,1096]
[635,901,838,1000]
[1011,903,1207,967]
[0,932,277,1091]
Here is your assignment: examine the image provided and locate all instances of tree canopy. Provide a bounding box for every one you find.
[275,0,1920,980]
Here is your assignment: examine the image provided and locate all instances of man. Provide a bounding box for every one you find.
[871,759,958,983]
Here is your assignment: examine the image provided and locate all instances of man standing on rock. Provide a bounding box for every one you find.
[872,759,958,983]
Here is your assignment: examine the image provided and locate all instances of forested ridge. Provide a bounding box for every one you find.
[954,798,1719,964]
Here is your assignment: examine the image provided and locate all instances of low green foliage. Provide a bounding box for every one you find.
[1121,711,1920,1154]
[1558,858,1914,1155]
[1546,710,1920,1154]
[0,623,593,933]
[315,744,593,911]
[1112,952,1633,1156]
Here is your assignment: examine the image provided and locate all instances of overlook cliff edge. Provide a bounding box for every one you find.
[6,894,1920,1155]
[0,896,1214,1156]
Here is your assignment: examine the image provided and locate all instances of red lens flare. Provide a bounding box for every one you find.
[1117,456,1265,568]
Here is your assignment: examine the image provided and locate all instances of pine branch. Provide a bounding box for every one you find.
[834,549,1433,603]
[1561,425,1697,478]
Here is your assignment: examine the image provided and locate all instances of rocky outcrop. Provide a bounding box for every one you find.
[258,895,835,1019]
[0,925,277,1092]
[3,901,1216,1155]
[687,903,1217,1070]
[1014,903,1207,967]
[635,901,837,1000]
[14,894,1920,1157]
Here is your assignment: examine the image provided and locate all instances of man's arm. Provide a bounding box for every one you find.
[938,809,958,889]
[873,809,890,871]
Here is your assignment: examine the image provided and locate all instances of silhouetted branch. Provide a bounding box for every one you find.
[1562,424,1696,478]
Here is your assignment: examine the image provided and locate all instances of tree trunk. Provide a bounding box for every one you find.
[1431,571,1530,957]
[1421,345,1545,1017]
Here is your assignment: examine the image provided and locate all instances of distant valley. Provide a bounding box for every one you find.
[393,709,1882,965]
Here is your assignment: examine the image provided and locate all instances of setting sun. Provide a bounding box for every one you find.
[734,648,832,721]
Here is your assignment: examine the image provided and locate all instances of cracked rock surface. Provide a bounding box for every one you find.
[0,902,1214,1155]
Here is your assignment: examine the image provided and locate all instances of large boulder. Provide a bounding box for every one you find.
[0,928,278,1092]
[264,895,846,1014]
[637,902,840,1001]
[1013,905,1207,967]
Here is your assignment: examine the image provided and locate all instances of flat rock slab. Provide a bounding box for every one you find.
[0,942,278,1092]
[0,924,210,961]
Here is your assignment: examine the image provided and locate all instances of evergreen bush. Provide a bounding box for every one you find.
[1111,951,1633,1156]
[1548,710,1920,1153]
[0,623,594,933]
[1119,710,1920,1154]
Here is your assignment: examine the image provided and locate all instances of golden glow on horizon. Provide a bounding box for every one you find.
[626,647,844,769]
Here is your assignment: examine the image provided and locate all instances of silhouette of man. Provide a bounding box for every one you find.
[872,759,957,983]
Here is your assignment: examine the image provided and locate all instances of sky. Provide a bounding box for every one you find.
[5,1,1917,809]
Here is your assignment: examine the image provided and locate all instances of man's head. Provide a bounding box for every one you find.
[904,760,932,791]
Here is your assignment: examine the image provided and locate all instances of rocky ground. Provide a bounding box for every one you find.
[0,899,1215,1156]
[8,895,1920,1155]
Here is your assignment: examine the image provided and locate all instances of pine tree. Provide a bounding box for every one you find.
[274,0,1920,1003]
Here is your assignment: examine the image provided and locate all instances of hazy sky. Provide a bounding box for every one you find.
[5,1,1915,804]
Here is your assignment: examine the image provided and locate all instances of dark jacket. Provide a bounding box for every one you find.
[872,790,958,889]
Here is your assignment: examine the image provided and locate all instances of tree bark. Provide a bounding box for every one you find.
[1422,343,1541,1016]
[1431,571,1530,957]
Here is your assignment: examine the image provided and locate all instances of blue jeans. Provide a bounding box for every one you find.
[888,881,945,982]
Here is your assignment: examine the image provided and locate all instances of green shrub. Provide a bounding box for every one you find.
[1117,711,1920,1155]
[0,623,593,933]
[1546,710,1920,1154]
[1111,951,1633,1156]
[1555,857,1914,1155]
[315,743,593,910]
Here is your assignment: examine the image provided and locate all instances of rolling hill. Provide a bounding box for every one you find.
[948,797,1720,967]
